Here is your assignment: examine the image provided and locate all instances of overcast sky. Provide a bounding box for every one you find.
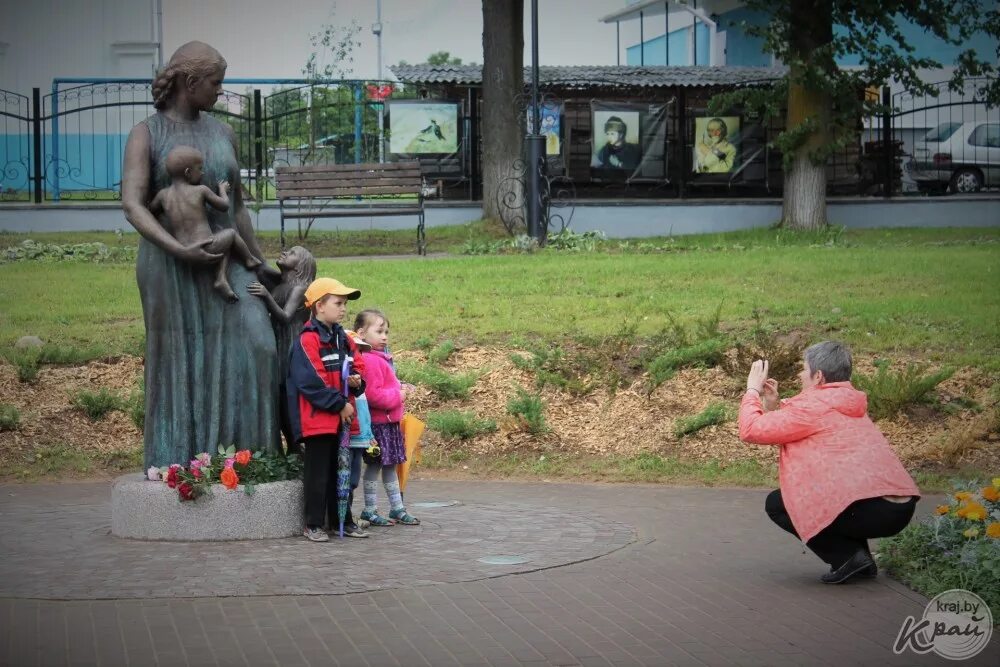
[164,0,638,80]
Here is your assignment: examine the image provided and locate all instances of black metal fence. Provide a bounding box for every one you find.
[0,76,995,203]
[0,78,415,203]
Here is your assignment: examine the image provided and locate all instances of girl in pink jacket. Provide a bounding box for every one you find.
[353,309,420,526]
[739,341,919,585]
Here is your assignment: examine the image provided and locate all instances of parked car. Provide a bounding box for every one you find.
[911,120,1000,193]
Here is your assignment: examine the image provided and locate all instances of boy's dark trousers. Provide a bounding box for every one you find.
[765,489,917,567]
[302,434,340,529]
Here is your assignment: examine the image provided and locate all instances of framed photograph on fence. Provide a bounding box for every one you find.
[591,109,643,171]
[693,116,740,174]
[388,101,459,155]
[528,102,563,156]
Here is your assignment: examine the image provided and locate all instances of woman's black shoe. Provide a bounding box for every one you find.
[821,550,876,584]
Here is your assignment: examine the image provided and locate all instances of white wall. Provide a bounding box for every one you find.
[0,0,159,93]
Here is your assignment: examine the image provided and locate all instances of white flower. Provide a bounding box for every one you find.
[146,466,161,481]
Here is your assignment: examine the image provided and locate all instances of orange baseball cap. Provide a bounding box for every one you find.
[303,277,361,307]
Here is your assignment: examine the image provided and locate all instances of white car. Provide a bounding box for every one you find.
[911,120,1000,193]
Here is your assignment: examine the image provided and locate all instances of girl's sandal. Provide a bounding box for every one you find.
[360,510,395,526]
[389,509,420,525]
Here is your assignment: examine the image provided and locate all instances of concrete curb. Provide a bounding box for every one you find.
[110,473,303,541]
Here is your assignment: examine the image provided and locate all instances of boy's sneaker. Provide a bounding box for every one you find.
[355,518,371,530]
[303,526,329,542]
[342,523,369,538]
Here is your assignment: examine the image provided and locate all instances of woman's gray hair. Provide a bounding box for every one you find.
[804,340,852,383]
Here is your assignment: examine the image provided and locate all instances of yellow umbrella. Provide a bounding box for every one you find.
[397,413,425,493]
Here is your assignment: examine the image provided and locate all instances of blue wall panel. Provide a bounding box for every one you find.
[0,133,128,195]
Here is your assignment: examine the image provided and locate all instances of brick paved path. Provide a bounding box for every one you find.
[1,479,997,666]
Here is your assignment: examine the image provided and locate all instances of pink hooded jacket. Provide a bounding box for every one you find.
[739,381,920,543]
[358,349,404,424]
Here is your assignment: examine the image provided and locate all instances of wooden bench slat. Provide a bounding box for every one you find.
[282,207,423,219]
[279,186,421,198]
[276,169,422,182]
[277,161,427,255]
[277,162,419,174]
[276,172,422,186]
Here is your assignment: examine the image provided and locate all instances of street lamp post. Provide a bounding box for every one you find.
[525,0,546,242]
[373,0,385,163]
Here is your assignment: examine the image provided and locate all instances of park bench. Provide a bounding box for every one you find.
[276,161,431,255]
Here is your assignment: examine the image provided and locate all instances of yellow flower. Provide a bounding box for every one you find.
[935,504,950,515]
[983,486,1000,503]
[986,523,1000,539]
[993,477,1000,489]
[963,527,980,539]
[954,491,973,502]
[957,501,988,521]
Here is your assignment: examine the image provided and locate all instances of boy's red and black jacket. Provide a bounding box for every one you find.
[287,317,366,443]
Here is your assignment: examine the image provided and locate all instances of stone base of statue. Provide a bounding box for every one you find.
[111,473,303,541]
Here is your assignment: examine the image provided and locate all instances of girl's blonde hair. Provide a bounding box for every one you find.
[152,41,228,110]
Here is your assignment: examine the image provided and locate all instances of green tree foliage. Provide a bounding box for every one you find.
[711,1,1000,229]
[302,4,362,81]
[427,51,463,66]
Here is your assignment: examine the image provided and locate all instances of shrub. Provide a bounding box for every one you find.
[674,402,734,438]
[510,347,598,396]
[72,388,125,421]
[126,386,145,431]
[413,335,434,351]
[37,345,107,365]
[545,229,605,252]
[879,481,1000,613]
[427,410,497,439]
[396,360,482,400]
[507,386,548,434]
[2,239,136,263]
[721,309,802,386]
[11,351,40,383]
[427,340,456,365]
[0,403,20,431]
[853,360,954,420]
[646,338,727,390]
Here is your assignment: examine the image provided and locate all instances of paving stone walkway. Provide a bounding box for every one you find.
[1,479,996,666]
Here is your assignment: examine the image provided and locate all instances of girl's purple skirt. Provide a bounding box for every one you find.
[370,422,406,466]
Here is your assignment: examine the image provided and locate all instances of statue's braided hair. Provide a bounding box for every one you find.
[152,41,227,110]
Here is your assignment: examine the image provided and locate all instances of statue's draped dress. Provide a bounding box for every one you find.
[139,112,279,468]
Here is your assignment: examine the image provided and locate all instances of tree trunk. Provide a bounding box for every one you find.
[481,0,524,225]
[781,150,827,229]
[781,0,833,230]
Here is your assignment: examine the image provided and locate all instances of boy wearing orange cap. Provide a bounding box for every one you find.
[287,277,367,542]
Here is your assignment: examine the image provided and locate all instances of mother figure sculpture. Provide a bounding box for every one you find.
[122,41,280,468]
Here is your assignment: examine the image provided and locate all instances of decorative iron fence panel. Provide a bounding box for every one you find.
[0,88,33,201]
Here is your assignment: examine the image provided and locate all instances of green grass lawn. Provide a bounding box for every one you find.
[1,226,998,369]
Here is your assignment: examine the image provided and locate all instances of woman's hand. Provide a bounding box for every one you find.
[347,374,362,389]
[762,378,779,411]
[177,239,223,264]
[339,402,355,423]
[746,359,769,393]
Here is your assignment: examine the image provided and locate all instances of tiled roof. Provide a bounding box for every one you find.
[389,64,785,89]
